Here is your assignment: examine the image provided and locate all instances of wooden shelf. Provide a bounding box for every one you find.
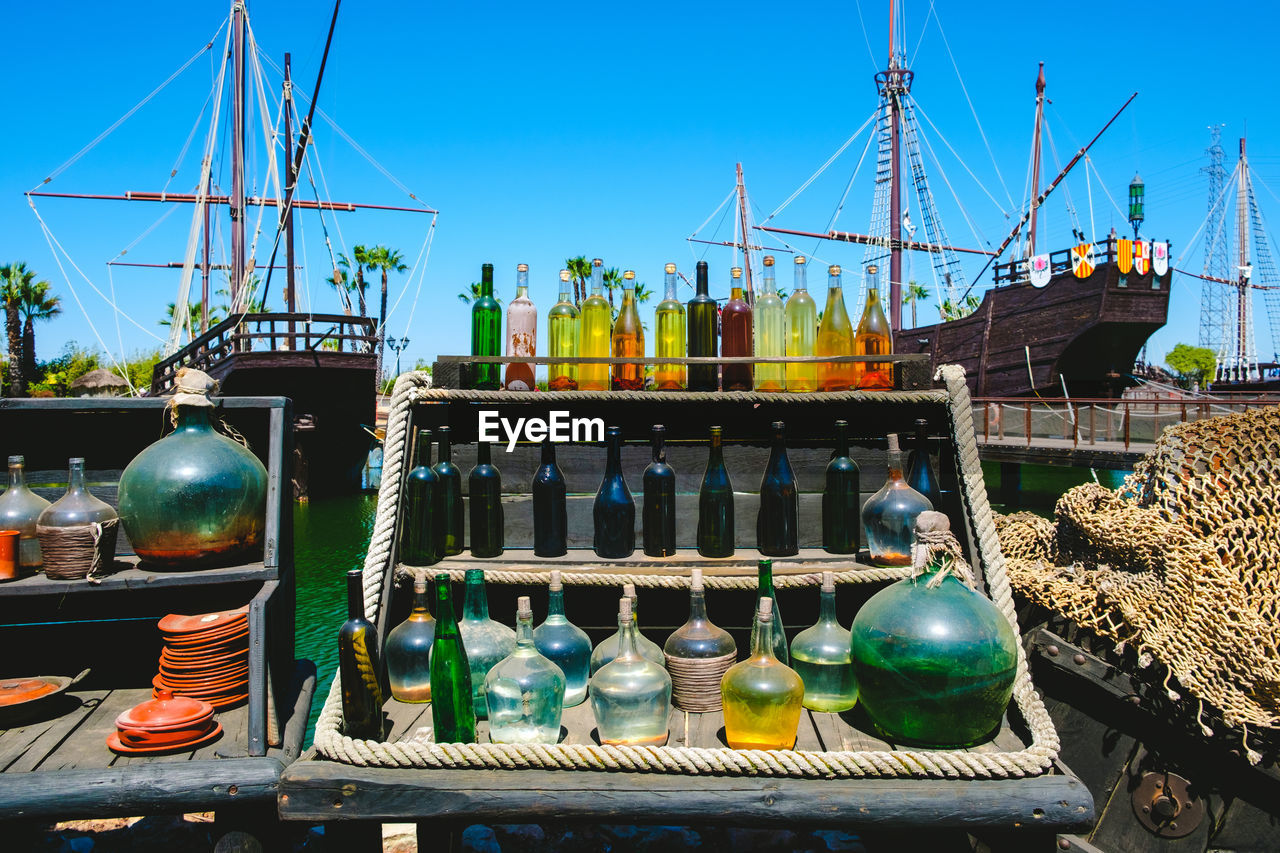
[0,558,277,597]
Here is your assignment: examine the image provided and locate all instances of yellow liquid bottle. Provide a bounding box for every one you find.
[754,255,785,391]
[654,263,686,390]
[611,271,645,390]
[854,264,894,390]
[721,597,804,750]
[547,269,579,391]
[816,265,856,391]
[578,258,612,391]
[784,255,817,392]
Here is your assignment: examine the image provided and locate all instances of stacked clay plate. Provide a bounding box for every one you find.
[108,688,222,754]
[153,606,249,710]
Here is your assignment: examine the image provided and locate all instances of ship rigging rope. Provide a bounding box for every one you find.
[821,120,878,242]
[689,189,738,264]
[763,110,879,224]
[911,100,1006,225]
[852,0,879,72]
[1042,122,1084,243]
[394,213,439,336]
[687,186,737,242]
[302,150,352,315]
[163,86,217,197]
[1174,162,1240,277]
[906,102,992,264]
[1084,156,1128,223]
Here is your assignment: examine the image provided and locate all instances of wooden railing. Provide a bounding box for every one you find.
[151,312,378,394]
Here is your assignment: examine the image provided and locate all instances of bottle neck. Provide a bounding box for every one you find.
[915,422,928,446]
[835,424,850,458]
[617,610,639,658]
[435,581,458,631]
[866,286,880,308]
[794,263,808,292]
[414,431,432,468]
[752,614,775,659]
[757,562,774,596]
[591,265,603,296]
[770,429,786,456]
[621,290,635,309]
[730,284,744,301]
[515,268,529,293]
[437,432,452,463]
[515,612,535,647]
[605,432,623,475]
[480,266,494,296]
[8,461,25,490]
[708,431,723,465]
[819,587,838,623]
[762,269,777,295]
[828,275,842,294]
[695,264,709,296]
[515,284,529,300]
[346,572,365,620]
[547,586,566,617]
[67,460,87,495]
[411,583,432,616]
[886,449,906,480]
[175,405,213,431]
[463,574,489,621]
[476,442,492,466]
[558,288,572,303]
[540,441,556,466]
[663,271,678,301]
[651,431,666,464]
[687,588,708,623]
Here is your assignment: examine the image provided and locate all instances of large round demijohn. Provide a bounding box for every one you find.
[118,368,267,569]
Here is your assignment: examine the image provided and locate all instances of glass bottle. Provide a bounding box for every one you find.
[0,455,50,568]
[116,380,267,568]
[653,262,686,390]
[533,569,592,707]
[816,264,856,391]
[696,426,734,558]
[721,597,803,750]
[38,458,118,532]
[432,427,464,557]
[663,568,737,712]
[757,421,798,557]
[590,596,672,746]
[784,255,818,393]
[470,262,501,390]
[458,568,516,719]
[531,438,567,558]
[753,255,786,392]
[400,429,441,567]
[720,266,754,391]
[430,572,476,743]
[384,576,436,703]
[593,426,635,559]
[789,571,857,712]
[577,258,612,392]
[750,558,788,664]
[589,582,664,673]
[822,419,861,555]
[687,260,719,391]
[906,418,942,510]
[611,270,645,391]
[338,568,384,739]
[547,269,579,391]
[850,511,1018,747]
[468,441,503,558]
[485,595,566,745]
[854,264,894,390]
[504,263,537,391]
[641,425,677,558]
[861,434,933,567]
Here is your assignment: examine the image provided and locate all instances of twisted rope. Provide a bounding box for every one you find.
[398,565,911,588]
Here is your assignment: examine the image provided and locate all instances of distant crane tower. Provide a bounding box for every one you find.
[1198,126,1232,360]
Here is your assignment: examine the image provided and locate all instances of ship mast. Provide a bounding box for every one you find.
[229,0,247,310]
[1027,62,1046,258]
[879,0,908,331]
[736,162,754,300]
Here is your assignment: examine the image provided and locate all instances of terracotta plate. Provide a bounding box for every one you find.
[0,677,60,707]
[162,624,249,647]
[117,690,213,729]
[158,608,248,635]
[107,721,222,755]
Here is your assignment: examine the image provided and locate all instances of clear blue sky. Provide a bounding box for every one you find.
[2,0,1278,376]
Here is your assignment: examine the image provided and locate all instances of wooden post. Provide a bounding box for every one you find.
[1089,404,1096,445]
[1025,402,1032,447]
[1123,404,1131,449]
[983,402,990,441]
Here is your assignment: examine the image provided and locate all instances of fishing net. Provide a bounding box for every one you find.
[999,404,1280,760]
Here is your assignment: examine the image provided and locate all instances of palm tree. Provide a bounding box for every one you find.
[367,246,408,376]
[456,282,502,305]
[161,301,222,333]
[902,281,929,328]
[565,256,591,307]
[0,262,38,396]
[327,249,372,315]
[601,267,623,312]
[18,279,61,381]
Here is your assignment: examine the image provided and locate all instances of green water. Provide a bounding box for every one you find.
[981,461,1130,516]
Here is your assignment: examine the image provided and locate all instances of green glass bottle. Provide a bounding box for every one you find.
[751,559,789,664]
[338,568,384,739]
[784,255,818,392]
[611,271,645,391]
[789,571,857,712]
[485,595,566,744]
[721,597,804,750]
[458,568,516,719]
[590,596,672,746]
[470,263,501,390]
[429,572,476,743]
[384,576,435,703]
[687,260,719,391]
[816,264,856,391]
[822,419,861,554]
[468,441,503,558]
[400,429,441,566]
[754,255,786,391]
[531,438,568,558]
[642,424,677,558]
[578,258,612,391]
[432,427,464,557]
[654,263,686,390]
[593,426,635,559]
[533,569,592,707]
[547,269,580,391]
[696,426,734,558]
[757,421,798,557]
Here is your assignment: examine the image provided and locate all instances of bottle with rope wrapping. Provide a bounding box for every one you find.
[853,263,894,390]
[721,597,803,750]
[663,568,737,712]
[861,433,932,567]
[432,427,464,557]
[467,441,503,558]
[642,425,677,557]
[470,262,501,390]
[654,263,686,390]
[816,264,856,391]
[577,258,612,391]
[611,270,645,390]
[338,568,384,739]
[400,429,441,567]
[531,438,568,558]
[757,421,798,557]
[720,266,754,391]
[687,260,719,391]
[753,255,786,391]
[696,426,734,558]
[504,263,537,391]
[429,572,476,743]
[784,255,818,392]
[547,269,579,391]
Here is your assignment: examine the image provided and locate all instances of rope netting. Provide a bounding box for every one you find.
[999,405,1280,762]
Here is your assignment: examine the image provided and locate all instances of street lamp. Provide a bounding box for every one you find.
[1128,172,1144,239]
[386,336,410,378]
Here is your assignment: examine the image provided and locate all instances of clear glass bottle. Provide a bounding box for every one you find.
[822,419,861,555]
[432,427,464,557]
[485,595,566,745]
[757,421,798,557]
[654,263,686,390]
[861,434,933,567]
[816,264,856,391]
[697,426,734,558]
[850,512,1018,747]
[753,255,786,391]
[400,429,441,566]
[590,582,664,674]
[854,264,894,390]
[458,568,516,719]
[430,572,476,743]
[906,418,942,510]
[38,458,117,530]
[0,455,50,568]
[547,269,579,391]
[750,558,788,664]
[785,255,818,392]
[577,258,612,391]
[338,568,384,738]
[687,260,719,391]
[468,441,503,558]
[611,270,645,391]
[533,569,592,707]
[590,596,672,746]
[721,597,804,750]
[642,425,677,558]
[504,263,537,391]
[471,262,502,390]
[720,266,754,391]
[593,426,635,559]
[384,576,436,703]
[789,571,857,712]
[531,439,567,558]
[663,568,737,711]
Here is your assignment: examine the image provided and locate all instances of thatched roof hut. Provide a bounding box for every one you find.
[69,369,130,397]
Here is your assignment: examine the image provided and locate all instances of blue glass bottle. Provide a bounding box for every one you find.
[593,426,635,559]
[642,425,677,557]
[533,570,592,707]
[906,418,942,509]
[531,439,567,558]
[757,421,798,557]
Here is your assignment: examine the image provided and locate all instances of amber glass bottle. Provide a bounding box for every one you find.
[816,265,856,391]
[611,271,645,391]
[854,264,894,390]
[721,598,803,750]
